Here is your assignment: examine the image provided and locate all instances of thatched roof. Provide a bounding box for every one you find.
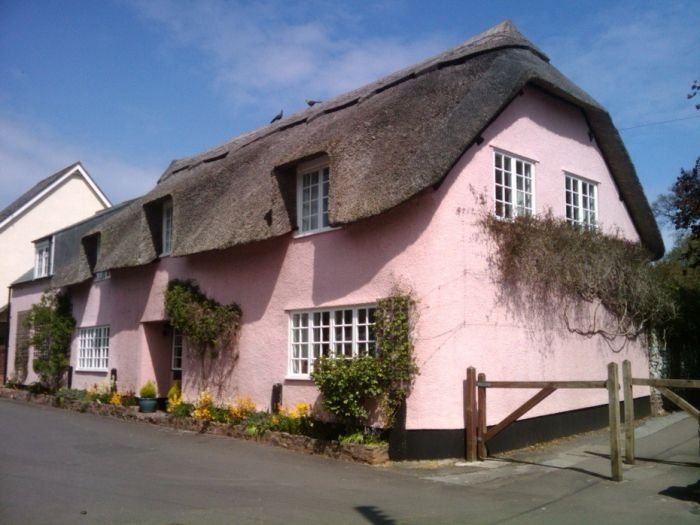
[72,20,660,281]
[10,201,134,289]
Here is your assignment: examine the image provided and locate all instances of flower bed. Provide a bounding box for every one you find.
[0,386,389,465]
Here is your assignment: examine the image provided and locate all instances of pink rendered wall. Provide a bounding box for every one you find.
[65,86,651,429]
[69,265,156,393]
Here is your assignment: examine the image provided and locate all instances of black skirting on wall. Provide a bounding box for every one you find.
[389,396,651,461]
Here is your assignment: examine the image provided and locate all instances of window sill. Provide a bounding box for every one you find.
[293,226,340,240]
[284,376,315,382]
[74,369,109,374]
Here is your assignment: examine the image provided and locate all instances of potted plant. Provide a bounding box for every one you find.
[138,380,157,413]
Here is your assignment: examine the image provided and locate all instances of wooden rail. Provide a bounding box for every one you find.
[466,363,623,481]
[622,360,700,464]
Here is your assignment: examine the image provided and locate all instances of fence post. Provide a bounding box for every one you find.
[465,367,477,461]
[477,372,487,460]
[607,362,623,481]
[622,360,635,464]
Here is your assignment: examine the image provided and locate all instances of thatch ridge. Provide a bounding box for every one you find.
[55,20,660,284]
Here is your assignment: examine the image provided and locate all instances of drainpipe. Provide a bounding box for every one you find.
[3,286,12,385]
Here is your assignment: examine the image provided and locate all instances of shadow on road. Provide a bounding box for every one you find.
[355,505,398,525]
[659,480,700,504]
[490,455,611,481]
[586,450,700,469]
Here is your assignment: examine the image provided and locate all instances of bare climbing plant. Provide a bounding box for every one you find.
[480,212,673,351]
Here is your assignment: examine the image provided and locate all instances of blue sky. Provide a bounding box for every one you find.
[1,0,698,245]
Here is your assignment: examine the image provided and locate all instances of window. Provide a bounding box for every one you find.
[565,174,597,228]
[289,306,376,377]
[94,270,111,281]
[297,162,330,234]
[494,151,534,218]
[34,239,52,278]
[77,326,109,371]
[162,200,173,255]
[172,331,183,371]
[93,236,110,281]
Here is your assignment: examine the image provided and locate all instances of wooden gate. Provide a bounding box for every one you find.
[465,363,624,481]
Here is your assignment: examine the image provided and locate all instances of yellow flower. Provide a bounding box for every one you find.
[289,402,311,419]
[228,395,256,420]
[109,392,122,406]
[167,381,183,413]
[193,389,214,421]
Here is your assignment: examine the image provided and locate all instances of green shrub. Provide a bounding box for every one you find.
[139,380,157,398]
[169,402,194,418]
[26,291,76,393]
[310,288,418,430]
[55,388,89,403]
[311,356,383,428]
[244,411,273,436]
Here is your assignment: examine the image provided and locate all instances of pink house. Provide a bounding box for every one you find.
[5,22,663,459]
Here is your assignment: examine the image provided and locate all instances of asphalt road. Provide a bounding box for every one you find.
[0,398,698,524]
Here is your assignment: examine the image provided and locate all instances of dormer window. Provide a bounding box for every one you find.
[83,233,110,281]
[34,238,53,278]
[162,200,173,255]
[145,197,174,257]
[297,160,330,234]
[94,237,110,281]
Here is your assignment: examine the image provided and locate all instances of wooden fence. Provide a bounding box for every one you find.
[622,359,700,464]
[465,362,623,480]
[465,361,700,482]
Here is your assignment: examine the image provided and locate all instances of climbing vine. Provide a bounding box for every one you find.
[312,287,418,429]
[164,279,242,356]
[480,213,673,350]
[26,291,76,392]
[374,289,418,424]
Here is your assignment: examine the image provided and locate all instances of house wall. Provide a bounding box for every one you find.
[0,173,108,312]
[63,86,650,429]
[69,266,157,393]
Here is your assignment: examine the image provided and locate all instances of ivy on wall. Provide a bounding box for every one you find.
[480,213,673,350]
[374,289,418,424]
[27,291,76,392]
[164,279,242,356]
[312,287,418,430]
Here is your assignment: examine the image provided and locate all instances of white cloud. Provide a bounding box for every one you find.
[543,5,699,126]
[0,114,159,209]
[129,0,449,113]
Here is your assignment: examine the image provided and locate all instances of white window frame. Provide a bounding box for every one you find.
[172,330,183,371]
[288,305,376,378]
[296,159,331,235]
[161,200,173,255]
[34,238,53,279]
[77,325,110,372]
[494,150,535,219]
[565,173,598,229]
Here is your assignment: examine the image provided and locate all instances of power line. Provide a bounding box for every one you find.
[619,114,700,130]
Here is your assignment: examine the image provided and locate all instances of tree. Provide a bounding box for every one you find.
[654,157,700,266]
[27,291,75,392]
[653,155,700,390]
[688,79,699,110]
